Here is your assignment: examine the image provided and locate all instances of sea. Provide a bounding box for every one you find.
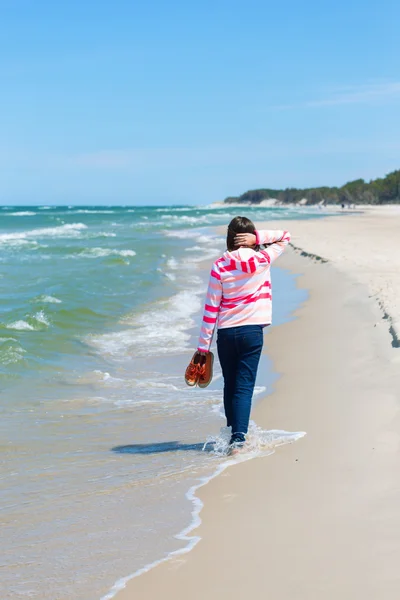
[0,204,326,599]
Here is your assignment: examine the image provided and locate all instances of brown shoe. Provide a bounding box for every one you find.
[184,352,202,387]
[197,351,214,388]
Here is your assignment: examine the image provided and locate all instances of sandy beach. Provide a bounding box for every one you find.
[286,206,400,347]
[114,207,400,600]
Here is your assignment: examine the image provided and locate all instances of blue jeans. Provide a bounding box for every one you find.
[217,325,264,444]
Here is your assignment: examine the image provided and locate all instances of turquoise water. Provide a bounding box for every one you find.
[0,204,323,383]
[0,204,316,599]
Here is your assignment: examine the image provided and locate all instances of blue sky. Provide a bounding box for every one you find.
[1,0,399,205]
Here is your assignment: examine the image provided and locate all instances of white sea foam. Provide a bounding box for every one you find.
[254,385,267,396]
[0,238,39,249]
[73,209,115,214]
[6,320,35,331]
[71,370,125,386]
[196,234,219,245]
[0,223,87,245]
[164,272,176,281]
[166,257,179,269]
[34,310,50,326]
[6,310,50,331]
[101,423,306,600]
[92,232,117,238]
[135,220,165,228]
[185,275,203,286]
[184,247,221,264]
[6,211,36,216]
[0,340,26,365]
[161,214,211,225]
[71,370,183,397]
[86,288,202,359]
[156,207,190,212]
[163,230,219,248]
[163,229,201,239]
[37,295,62,304]
[76,248,136,259]
[86,227,223,360]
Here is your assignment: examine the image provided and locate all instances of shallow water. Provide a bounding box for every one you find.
[0,205,313,599]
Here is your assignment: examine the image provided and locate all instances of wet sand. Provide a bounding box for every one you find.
[114,209,400,600]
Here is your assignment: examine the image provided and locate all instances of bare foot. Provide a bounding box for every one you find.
[227,444,244,457]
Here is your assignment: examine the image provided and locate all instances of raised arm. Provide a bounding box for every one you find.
[255,229,289,246]
[256,229,291,264]
[197,263,222,352]
[235,229,291,265]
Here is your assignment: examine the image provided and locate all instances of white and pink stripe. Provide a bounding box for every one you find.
[197,229,291,352]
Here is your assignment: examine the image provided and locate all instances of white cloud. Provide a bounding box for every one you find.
[272,81,400,110]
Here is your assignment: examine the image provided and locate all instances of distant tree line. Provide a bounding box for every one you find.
[224,169,400,205]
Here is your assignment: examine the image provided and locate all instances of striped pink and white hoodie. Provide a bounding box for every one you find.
[197,229,291,352]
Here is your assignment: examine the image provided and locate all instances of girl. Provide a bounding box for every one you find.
[197,216,291,453]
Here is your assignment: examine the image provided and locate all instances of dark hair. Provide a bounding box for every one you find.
[226,216,258,251]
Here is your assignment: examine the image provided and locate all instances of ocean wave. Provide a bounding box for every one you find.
[207,423,306,457]
[166,257,178,270]
[72,210,116,214]
[84,229,223,360]
[75,248,136,259]
[30,310,50,327]
[5,320,35,331]
[184,247,221,264]
[157,268,177,281]
[169,232,221,264]
[156,207,191,212]
[90,232,117,238]
[164,272,176,281]
[35,295,62,304]
[5,311,50,331]
[134,220,165,228]
[0,338,26,365]
[196,234,220,245]
[69,370,125,386]
[163,230,200,239]
[66,370,185,395]
[5,211,36,216]
[163,230,219,247]
[86,288,202,359]
[0,223,87,245]
[161,214,211,225]
[0,239,41,249]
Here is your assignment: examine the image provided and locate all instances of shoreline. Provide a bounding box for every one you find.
[280,207,400,346]
[102,254,307,600]
[114,210,400,600]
